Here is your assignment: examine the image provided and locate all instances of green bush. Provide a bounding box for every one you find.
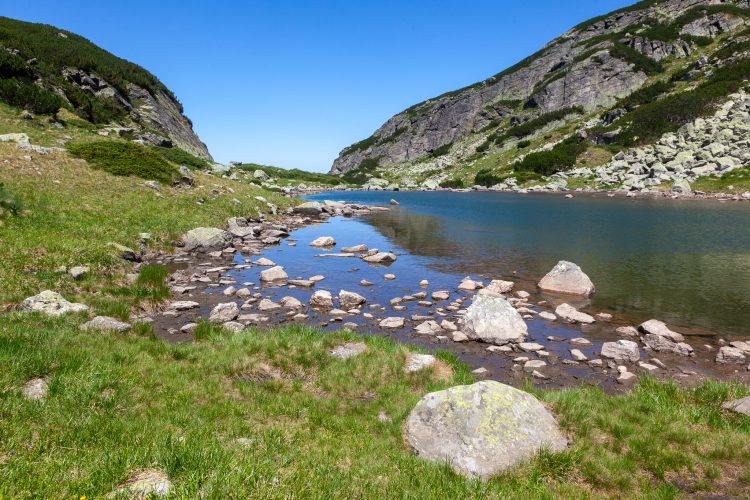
[429,142,453,158]
[60,82,124,123]
[341,158,380,185]
[517,140,531,149]
[609,43,663,75]
[0,78,65,114]
[0,50,30,78]
[491,107,584,145]
[152,146,209,170]
[68,141,178,183]
[0,182,23,216]
[439,178,464,189]
[474,169,502,187]
[514,136,587,176]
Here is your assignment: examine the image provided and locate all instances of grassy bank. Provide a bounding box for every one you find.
[1,313,750,497]
[0,142,295,307]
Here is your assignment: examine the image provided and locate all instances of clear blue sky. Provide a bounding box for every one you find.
[9,0,633,171]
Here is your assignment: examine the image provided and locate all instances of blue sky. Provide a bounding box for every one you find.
[9,1,633,171]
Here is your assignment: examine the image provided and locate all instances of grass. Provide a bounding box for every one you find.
[236,162,343,186]
[692,165,750,193]
[0,142,294,306]
[2,313,750,497]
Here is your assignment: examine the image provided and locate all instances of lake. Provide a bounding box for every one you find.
[304,190,750,339]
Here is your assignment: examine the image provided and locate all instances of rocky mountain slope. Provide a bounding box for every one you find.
[0,16,211,160]
[331,0,750,193]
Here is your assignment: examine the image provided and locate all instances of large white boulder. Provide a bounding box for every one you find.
[259,266,288,282]
[182,227,232,252]
[21,290,88,316]
[538,260,595,296]
[405,381,567,479]
[462,295,528,344]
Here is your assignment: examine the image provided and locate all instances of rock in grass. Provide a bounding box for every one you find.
[21,290,88,316]
[538,260,595,296]
[723,396,750,415]
[330,342,367,360]
[404,381,567,480]
[68,265,89,280]
[601,340,640,362]
[80,316,131,333]
[259,266,288,282]
[462,295,527,345]
[209,302,239,322]
[21,377,48,401]
[405,353,436,372]
[182,227,232,252]
[111,469,173,498]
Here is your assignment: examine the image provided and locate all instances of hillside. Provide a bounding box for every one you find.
[331,0,750,193]
[0,16,212,160]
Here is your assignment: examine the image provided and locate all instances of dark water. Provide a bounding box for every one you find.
[302,190,750,338]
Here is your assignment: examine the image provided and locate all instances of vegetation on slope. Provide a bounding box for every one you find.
[68,141,179,183]
[238,163,343,186]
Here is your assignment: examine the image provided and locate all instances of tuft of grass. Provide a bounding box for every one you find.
[68,141,178,183]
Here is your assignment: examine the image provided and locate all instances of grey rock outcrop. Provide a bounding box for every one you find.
[404,381,567,479]
[182,227,232,252]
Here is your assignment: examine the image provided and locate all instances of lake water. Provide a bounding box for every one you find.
[304,190,750,339]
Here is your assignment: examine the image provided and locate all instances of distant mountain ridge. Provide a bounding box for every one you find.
[0,16,212,160]
[330,0,750,191]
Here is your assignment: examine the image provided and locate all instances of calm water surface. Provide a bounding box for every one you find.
[304,191,750,338]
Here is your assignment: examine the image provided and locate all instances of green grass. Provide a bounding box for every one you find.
[514,136,588,176]
[692,165,750,193]
[2,312,750,497]
[0,142,294,306]
[237,163,343,186]
[67,141,178,183]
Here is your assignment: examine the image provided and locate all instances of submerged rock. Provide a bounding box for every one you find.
[462,295,528,345]
[538,260,595,296]
[404,381,567,480]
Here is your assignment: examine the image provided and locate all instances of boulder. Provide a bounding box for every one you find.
[380,317,405,329]
[601,340,640,362]
[330,342,367,360]
[479,280,514,296]
[310,236,336,247]
[182,227,232,252]
[716,346,746,364]
[554,303,595,324]
[538,261,595,296]
[642,334,694,356]
[414,320,443,335]
[209,302,239,322]
[362,252,397,264]
[462,295,528,345]
[293,201,324,216]
[404,381,567,479]
[80,316,131,333]
[310,290,334,308]
[722,396,750,416]
[638,319,684,342]
[20,290,88,316]
[259,266,288,282]
[280,296,303,309]
[339,290,366,308]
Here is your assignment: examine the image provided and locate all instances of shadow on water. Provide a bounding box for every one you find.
[308,190,750,338]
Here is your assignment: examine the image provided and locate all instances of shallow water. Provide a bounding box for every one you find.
[302,190,750,338]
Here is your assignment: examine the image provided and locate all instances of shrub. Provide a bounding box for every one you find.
[429,142,453,158]
[474,169,502,187]
[0,182,23,216]
[514,136,587,176]
[238,163,342,186]
[491,107,584,145]
[341,158,380,185]
[609,43,663,75]
[152,146,209,170]
[517,140,531,149]
[68,141,177,182]
[345,134,378,154]
[0,50,30,78]
[0,78,65,114]
[439,178,464,189]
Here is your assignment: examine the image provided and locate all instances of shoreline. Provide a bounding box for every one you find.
[142,198,750,394]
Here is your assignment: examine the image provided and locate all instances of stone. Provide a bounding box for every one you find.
[68,265,89,280]
[716,346,747,364]
[380,317,405,329]
[342,244,368,253]
[293,201,324,216]
[182,227,232,252]
[254,257,276,266]
[570,337,591,345]
[109,242,139,262]
[643,334,694,356]
[404,381,567,479]
[223,321,245,333]
[259,266,288,282]
[80,316,131,333]
[169,301,200,311]
[480,280,514,296]
[538,260,595,296]
[362,252,397,264]
[538,311,557,321]
[462,295,528,345]
[519,342,544,352]
[595,312,613,321]
[405,353,436,372]
[180,323,198,333]
[440,320,457,331]
[339,290,366,308]
[420,280,429,286]
[570,349,588,362]
[601,340,640,362]
[384,274,396,280]
[21,378,48,401]
[671,178,692,194]
[453,331,469,342]
[330,342,367,360]
[523,360,547,372]
[638,362,659,372]
[280,296,303,309]
[431,290,450,301]
[458,278,479,291]
[554,303,595,324]
[310,236,336,247]
[414,320,443,335]
[310,275,326,282]
[223,286,237,296]
[111,470,173,498]
[20,290,88,316]
[638,319,684,342]
[289,279,314,287]
[617,371,637,384]
[616,326,639,337]
[258,299,281,312]
[722,396,750,416]
[310,290,334,308]
[210,302,239,322]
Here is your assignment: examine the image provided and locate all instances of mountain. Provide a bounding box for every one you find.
[330,0,750,192]
[0,16,211,160]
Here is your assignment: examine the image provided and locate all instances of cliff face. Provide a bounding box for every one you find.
[0,16,212,160]
[330,0,748,177]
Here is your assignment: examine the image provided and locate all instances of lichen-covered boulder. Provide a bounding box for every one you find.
[462,295,527,344]
[538,260,595,296]
[182,227,232,252]
[21,290,88,316]
[80,316,131,333]
[405,381,567,479]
